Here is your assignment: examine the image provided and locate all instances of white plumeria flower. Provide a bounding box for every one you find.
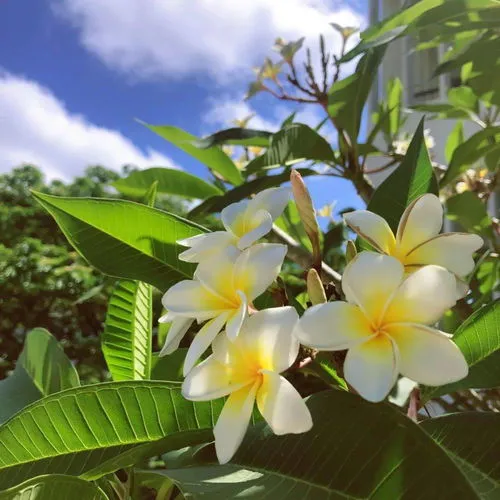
[182,307,312,464]
[178,187,290,263]
[160,243,287,375]
[344,193,483,297]
[294,252,469,403]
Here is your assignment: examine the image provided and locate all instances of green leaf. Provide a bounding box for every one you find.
[422,300,500,402]
[189,168,315,217]
[245,124,335,174]
[328,47,386,143]
[446,191,493,236]
[194,128,272,148]
[387,77,403,136]
[32,192,205,291]
[441,127,500,186]
[445,121,464,164]
[151,349,186,382]
[366,118,439,231]
[0,381,223,489]
[275,202,313,251]
[102,280,153,381]
[0,328,79,424]
[143,123,243,185]
[421,413,500,498]
[162,390,477,499]
[0,475,108,500]
[113,168,222,200]
[448,86,478,112]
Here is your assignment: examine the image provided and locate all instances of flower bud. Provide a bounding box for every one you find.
[307,268,327,305]
[290,169,322,269]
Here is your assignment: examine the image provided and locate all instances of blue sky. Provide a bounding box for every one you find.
[0,0,367,214]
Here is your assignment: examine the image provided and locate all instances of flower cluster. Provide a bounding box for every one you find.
[160,187,481,463]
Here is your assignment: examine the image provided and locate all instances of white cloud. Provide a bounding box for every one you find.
[0,72,177,180]
[53,0,365,82]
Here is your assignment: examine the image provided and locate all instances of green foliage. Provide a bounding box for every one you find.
[143,123,243,185]
[102,280,153,381]
[194,128,272,148]
[0,475,108,500]
[32,192,204,292]
[446,191,493,237]
[366,119,439,231]
[163,391,478,499]
[422,301,500,401]
[0,381,223,489]
[113,167,222,199]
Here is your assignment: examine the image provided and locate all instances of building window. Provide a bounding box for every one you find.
[407,46,440,104]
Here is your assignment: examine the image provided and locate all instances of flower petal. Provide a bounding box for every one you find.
[225,291,247,341]
[182,356,248,401]
[396,194,443,256]
[239,307,300,372]
[233,243,287,300]
[257,371,312,435]
[343,210,396,254]
[294,302,373,351]
[178,232,237,263]
[386,323,468,386]
[405,233,483,278]
[221,200,250,235]
[162,280,231,320]
[344,334,399,403]
[342,252,404,324]
[384,265,457,325]
[214,383,259,464]
[248,187,290,220]
[183,313,229,376]
[237,210,273,250]
[159,316,194,356]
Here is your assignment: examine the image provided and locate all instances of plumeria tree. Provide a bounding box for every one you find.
[0,0,499,498]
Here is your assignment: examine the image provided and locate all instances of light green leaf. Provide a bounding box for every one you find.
[143,123,243,185]
[0,381,222,489]
[421,413,500,498]
[245,124,335,174]
[445,121,464,164]
[113,168,222,199]
[102,280,153,381]
[162,390,477,499]
[422,300,500,402]
[446,191,493,236]
[0,475,108,500]
[366,118,439,232]
[189,168,315,217]
[275,201,313,251]
[448,86,478,112]
[387,77,403,136]
[32,192,205,291]
[411,103,472,120]
[0,328,79,424]
[441,127,500,186]
[194,128,272,148]
[328,47,386,143]
[151,349,186,382]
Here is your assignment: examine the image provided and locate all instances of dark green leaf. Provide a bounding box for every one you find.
[422,300,500,401]
[445,121,464,164]
[446,191,493,236]
[0,328,79,424]
[32,192,205,291]
[441,127,500,186]
[142,123,243,185]
[189,168,315,217]
[0,381,222,489]
[102,280,153,381]
[194,128,272,148]
[328,47,386,143]
[162,390,477,499]
[151,349,186,382]
[366,118,439,231]
[421,413,500,498]
[113,168,221,199]
[245,124,335,174]
[0,475,108,500]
